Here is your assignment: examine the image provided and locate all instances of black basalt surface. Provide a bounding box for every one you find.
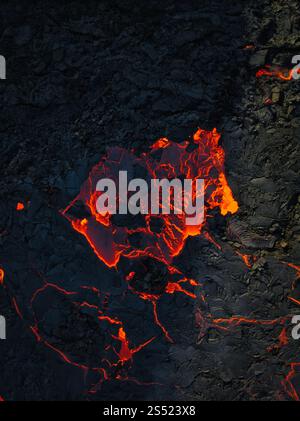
[0,0,299,401]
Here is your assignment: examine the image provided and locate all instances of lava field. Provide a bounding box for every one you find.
[0,0,300,402]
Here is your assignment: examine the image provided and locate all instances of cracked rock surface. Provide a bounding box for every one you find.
[0,0,299,401]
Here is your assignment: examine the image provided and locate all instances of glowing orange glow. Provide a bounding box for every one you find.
[166,278,198,299]
[30,282,77,304]
[152,300,173,343]
[59,127,239,354]
[218,173,239,215]
[125,271,135,281]
[236,251,257,269]
[12,297,23,319]
[288,296,300,306]
[284,262,300,276]
[113,327,155,364]
[44,341,89,370]
[7,128,242,395]
[0,268,4,285]
[203,231,222,250]
[16,202,25,211]
[17,278,157,388]
[98,315,122,325]
[63,128,238,269]
[243,44,255,50]
[30,325,42,342]
[282,362,300,401]
[278,327,288,347]
[267,327,289,353]
[151,137,171,150]
[256,65,300,81]
[212,316,284,327]
[264,98,273,105]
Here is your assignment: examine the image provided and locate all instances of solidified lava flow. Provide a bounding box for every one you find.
[3,128,300,399]
[2,128,240,396]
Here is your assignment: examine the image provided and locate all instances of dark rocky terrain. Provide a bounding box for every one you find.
[0,0,299,401]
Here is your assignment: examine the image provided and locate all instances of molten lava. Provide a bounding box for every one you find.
[236,251,257,268]
[0,268,4,285]
[60,128,239,349]
[256,64,300,81]
[63,128,238,268]
[16,202,25,211]
[113,327,155,365]
[5,126,300,400]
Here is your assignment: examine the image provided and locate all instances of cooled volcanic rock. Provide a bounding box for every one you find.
[227,218,276,249]
[0,0,299,402]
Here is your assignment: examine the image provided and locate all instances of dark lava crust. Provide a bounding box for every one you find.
[0,0,299,401]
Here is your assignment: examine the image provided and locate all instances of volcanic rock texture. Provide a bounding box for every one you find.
[0,0,299,401]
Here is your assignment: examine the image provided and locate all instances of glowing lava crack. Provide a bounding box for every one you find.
[62,127,239,347]
[50,127,238,382]
[62,128,238,268]
[3,128,300,399]
[3,128,243,395]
